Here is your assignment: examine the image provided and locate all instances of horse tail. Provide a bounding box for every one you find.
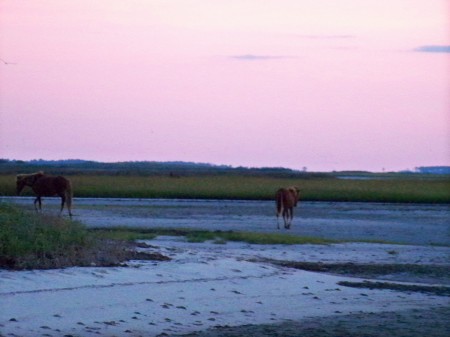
[65,179,73,217]
[275,190,282,214]
[276,189,285,219]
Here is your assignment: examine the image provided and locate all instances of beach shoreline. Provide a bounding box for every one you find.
[1,237,449,337]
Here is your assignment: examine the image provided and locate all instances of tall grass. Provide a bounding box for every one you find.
[1,174,449,203]
[0,204,171,270]
[0,203,90,269]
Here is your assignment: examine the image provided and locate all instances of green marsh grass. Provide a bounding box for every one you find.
[93,227,400,245]
[92,227,340,245]
[0,204,169,270]
[0,203,90,269]
[1,174,449,203]
[216,231,336,245]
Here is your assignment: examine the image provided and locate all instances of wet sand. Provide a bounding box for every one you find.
[1,237,449,337]
[179,306,450,337]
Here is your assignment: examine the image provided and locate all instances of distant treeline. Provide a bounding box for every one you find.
[0,159,326,178]
[1,159,448,179]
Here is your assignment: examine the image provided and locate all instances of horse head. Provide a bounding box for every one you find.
[16,171,45,194]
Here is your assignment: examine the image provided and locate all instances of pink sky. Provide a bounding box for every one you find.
[0,0,449,171]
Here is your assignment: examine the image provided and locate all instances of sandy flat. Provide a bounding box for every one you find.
[1,237,449,337]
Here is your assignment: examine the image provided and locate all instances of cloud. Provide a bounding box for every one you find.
[230,54,290,61]
[296,34,356,40]
[414,45,450,53]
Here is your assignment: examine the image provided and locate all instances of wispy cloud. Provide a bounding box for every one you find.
[296,34,356,40]
[414,45,450,53]
[230,54,291,61]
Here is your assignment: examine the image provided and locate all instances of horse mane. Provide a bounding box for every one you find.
[16,171,45,179]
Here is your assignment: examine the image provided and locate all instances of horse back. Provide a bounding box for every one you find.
[275,188,295,209]
[32,176,70,196]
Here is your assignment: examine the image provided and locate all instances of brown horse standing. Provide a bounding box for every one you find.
[16,171,73,217]
[275,186,300,229]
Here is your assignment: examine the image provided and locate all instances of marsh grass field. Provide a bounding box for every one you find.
[1,174,449,203]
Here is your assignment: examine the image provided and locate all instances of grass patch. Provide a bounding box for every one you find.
[217,231,334,245]
[91,227,338,245]
[0,204,169,270]
[0,203,90,269]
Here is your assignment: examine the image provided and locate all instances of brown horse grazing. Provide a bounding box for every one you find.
[275,186,300,229]
[16,171,73,217]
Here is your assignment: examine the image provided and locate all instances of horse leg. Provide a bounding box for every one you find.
[288,208,294,229]
[67,197,73,219]
[60,195,66,216]
[34,197,40,212]
[284,208,292,229]
[68,204,73,218]
[283,209,289,229]
[34,196,43,212]
[276,197,282,230]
